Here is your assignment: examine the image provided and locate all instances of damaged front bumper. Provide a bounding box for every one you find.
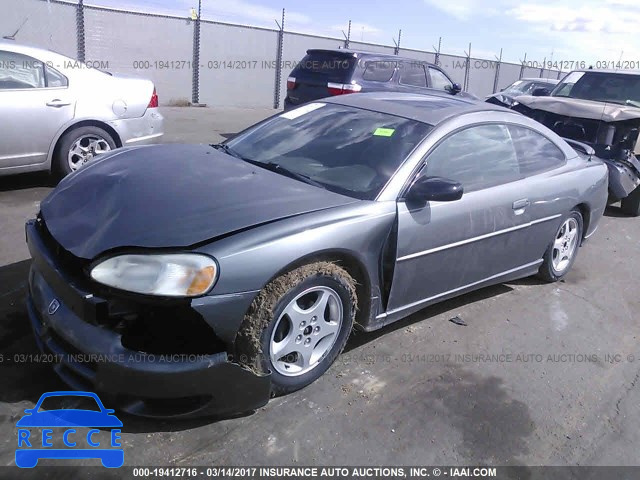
[25,219,271,419]
[601,156,640,200]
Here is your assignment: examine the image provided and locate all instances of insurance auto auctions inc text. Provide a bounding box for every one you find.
[195,467,497,478]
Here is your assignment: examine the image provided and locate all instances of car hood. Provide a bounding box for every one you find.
[514,95,640,122]
[486,93,515,105]
[41,144,357,259]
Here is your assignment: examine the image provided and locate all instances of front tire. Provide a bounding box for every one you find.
[54,126,116,178]
[621,185,640,217]
[236,262,357,396]
[538,210,583,282]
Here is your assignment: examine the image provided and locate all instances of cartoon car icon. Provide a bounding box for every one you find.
[15,391,123,468]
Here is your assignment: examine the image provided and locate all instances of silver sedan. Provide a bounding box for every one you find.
[0,39,164,178]
[25,92,608,417]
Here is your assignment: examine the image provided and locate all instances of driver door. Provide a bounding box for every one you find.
[386,123,534,316]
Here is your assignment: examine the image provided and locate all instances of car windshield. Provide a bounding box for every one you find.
[503,80,552,96]
[225,103,432,200]
[551,71,640,106]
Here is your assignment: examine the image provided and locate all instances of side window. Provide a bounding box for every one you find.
[45,66,68,88]
[399,62,427,88]
[428,67,453,91]
[508,125,566,176]
[425,124,520,192]
[362,61,396,82]
[0,50,45,89]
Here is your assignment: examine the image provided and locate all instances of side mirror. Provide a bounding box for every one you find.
[446,83,462,95]
[406,175,463,202]
[532,87,550,97]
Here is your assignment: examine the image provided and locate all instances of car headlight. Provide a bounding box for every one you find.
[90,254,218,297]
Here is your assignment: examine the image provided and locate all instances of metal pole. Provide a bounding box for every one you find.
[519,52,527,79]
[273,9,285,109]
[345,20,351,49]
[539,57,546,78]
[394,29,402,55]
[76,0,85,62]
[192,0,202,105]
[464,43,471,91]
[433,37,441,66]
[492,48,502,94]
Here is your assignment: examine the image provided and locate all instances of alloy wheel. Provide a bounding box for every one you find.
[269,286,343,376]
[552,217,579,273]
[68,135,112,171]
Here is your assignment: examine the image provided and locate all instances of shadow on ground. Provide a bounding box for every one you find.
[0,172,56,193]
[345,283,514,352]
[604,204,629,218]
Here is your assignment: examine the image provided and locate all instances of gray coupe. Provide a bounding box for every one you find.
[25,92,608,418]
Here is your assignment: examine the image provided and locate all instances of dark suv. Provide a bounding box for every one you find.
[284,49,474,110]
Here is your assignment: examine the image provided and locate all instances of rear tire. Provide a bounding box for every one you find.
[538,209,583,283]
[235,262,357,397]
[621,185,640,217]
[54,126,116,179]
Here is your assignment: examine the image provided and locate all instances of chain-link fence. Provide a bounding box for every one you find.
[1,0,564,107]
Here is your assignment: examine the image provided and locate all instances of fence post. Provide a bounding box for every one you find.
[273,9,285,109]
[343,20,351,49]
[519,52,527,79]
[539,57,545,78]
[191,0,202,105]
[492,48,502,94]
[393,29,401,55]
[76,0,85,62]
[463,43,471,91]
[433,37,441,66]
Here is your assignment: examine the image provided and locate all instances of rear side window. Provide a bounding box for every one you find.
[45,66,68,88]
[0,50,45,89]
[399,62,427,87]
[295,52,357,82]
[362,61,396,82]
[508,125,566,176]
[429,67,453,91]
[425,124,520,192]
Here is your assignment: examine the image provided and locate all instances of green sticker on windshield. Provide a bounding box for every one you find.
[373,127,395,137]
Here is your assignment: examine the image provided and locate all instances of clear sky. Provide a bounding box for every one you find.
[89,0,636,65]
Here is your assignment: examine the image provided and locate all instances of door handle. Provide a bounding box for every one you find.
[512,199,530,210]
[46,99,71,108]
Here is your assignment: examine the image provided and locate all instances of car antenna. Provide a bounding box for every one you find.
[3,17,28,40]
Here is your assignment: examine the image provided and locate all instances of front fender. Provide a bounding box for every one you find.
[195,201,397,326]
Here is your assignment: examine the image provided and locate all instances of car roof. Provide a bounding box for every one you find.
[306,48,438,67]
[573,68,640,76]
[520,77,559,84]
[324,91,515,126]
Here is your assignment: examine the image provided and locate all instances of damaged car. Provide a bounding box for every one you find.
[512,69,640,216]
[485,77,559,108]
[26,93,608,418]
